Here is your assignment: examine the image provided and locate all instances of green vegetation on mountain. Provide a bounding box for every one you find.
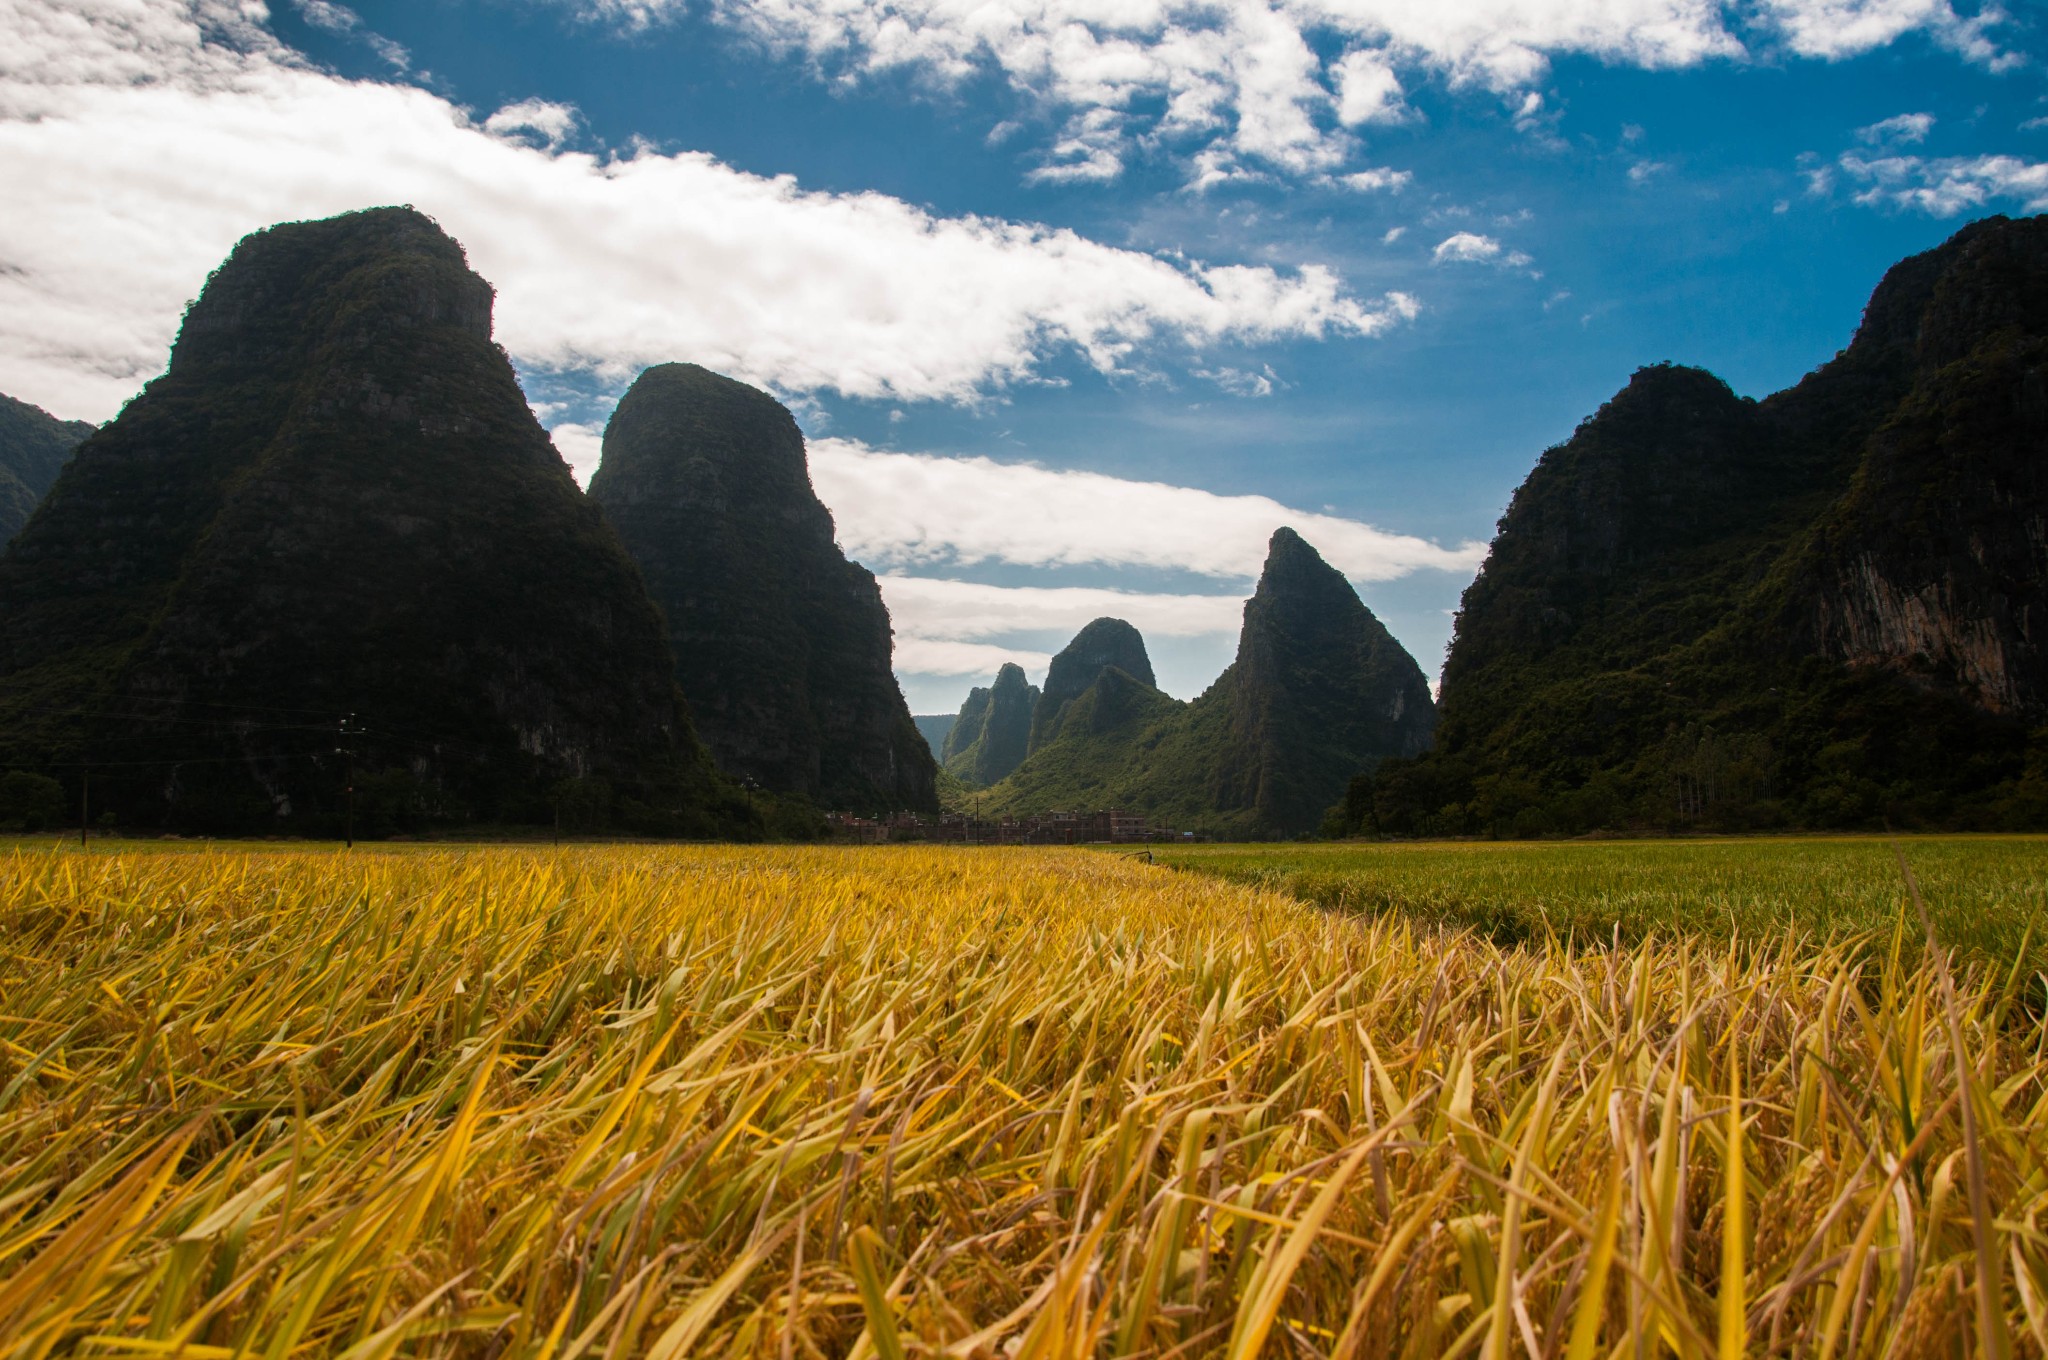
[942,662,1037,786]
[0,393,94,544]
[1337,214,2048,838]
[590,364,937,815]
[974,529,1437,836]
[1029,616,1154,751]
[0,207,748,837]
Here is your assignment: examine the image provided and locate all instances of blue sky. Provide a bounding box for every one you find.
[3,0,2045,714]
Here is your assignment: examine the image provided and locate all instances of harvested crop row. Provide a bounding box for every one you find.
[0,843,2043,1357]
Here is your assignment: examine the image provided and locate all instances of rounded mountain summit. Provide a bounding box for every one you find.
[590,363,939,814]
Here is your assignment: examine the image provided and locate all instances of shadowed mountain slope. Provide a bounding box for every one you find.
[0,207,743,836]
[1345,214,2048,836]
[589,364,937,814]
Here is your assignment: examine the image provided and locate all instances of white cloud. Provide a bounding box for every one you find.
[0,0,1411,421]
[1333,50,1404,126]
[545,0,2005,184]
[891,635,1053,678]
[1838,151,2048,215]
[1756,0,2006,64]
[1382,225,1406,243]
[1628,158,1671,182]
[485,97,582,150]
[1434,231,1502,263]
[547,421,606,485]
[1191,364,1275,396]
[1333,166,1411,193]
[1857,111,1933,145]
[808,436,1483,582]
[1432,230,1534,269]
[881,576,1244,644]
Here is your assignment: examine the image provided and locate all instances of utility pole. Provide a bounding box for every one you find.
[337,714,356,850]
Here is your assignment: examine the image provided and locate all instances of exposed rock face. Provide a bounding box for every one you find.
[943,662,1038,786]
[983,530,1437,836]
[588,363,937,813]
[0,207,737,834]
[0,393,94,544]
[1030,617,1154,751]
[1404,213,2048,832]
[1793,219,2048,715]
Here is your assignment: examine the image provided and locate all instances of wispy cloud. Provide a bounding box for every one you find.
[808,437,1482,582]
[1838,152,2048,215]
[289,0,409,69]
[1432,231,1532,268]
[1856,112,1933,146]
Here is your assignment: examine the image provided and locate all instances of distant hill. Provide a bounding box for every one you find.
[589,363,937,814]
[1029,617,1153,752]
[0,393,94,544]
[972,529,1436,837]
[942,662,1038,786]
[0,207,746,837]
[1341,213,2048,836]
[913,715,954,758]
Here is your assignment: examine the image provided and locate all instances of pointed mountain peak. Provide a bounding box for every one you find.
[945,661,1039,787]
[1250,526,1359,613]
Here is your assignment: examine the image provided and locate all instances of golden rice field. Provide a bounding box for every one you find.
[2,841,2046,1358]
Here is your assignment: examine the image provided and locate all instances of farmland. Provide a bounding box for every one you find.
[1157,835,2048,971]
[2,840,2046,1357]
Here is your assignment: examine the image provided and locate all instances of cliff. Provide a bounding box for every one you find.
[0,393,95,544]
[0,207,743,836]
[1362,213,2048,835]
[981,530,1437,836]
[943,661,1038,786]
[589,364,937,814]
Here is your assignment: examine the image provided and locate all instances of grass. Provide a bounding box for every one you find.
[0,840,2044,1357]
[1153,835,2048,969]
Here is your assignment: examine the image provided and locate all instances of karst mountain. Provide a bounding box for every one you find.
[588,363,938,815]
[1340,212,2048,835]
[0,207,743,835]
[0,393,94,545]
[955,530,1437,836]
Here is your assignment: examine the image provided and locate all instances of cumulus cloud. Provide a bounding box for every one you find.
[1333,50,1406,126]
[0,0,1412,420]
[807,437,1483,582]
[1838,151,2048,215]
[542,0,2003,182]
[484,97,582,150]
[1857,111,1934,145]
